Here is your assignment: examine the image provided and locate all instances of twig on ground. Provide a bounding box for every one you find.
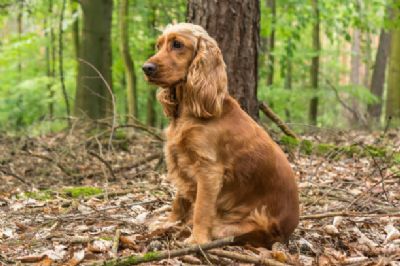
[0,167,30,187]
[301,211,400,220]
[22,151,72,176]
[208,249,289,266]
[89,237,236,266]
[48,200,158,221]
[88,150,116,180]
[361,143,391,204]
[117,124,164,142]
[79,58,117,151]
[259,102,299,140]
[111,229,121,258]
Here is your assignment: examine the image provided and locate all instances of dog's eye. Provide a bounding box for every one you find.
[172,40,183,49]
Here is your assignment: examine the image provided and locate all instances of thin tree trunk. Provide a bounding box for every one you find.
[284,59,292,122]
[187,0,260,119]
[350,29,361,85]
[75,0,113,123]
[266,0,276,86]
[368,29,391,120]
[363,32,372,88]
[386,8,400,120]
[309,0,320,125]
[45,0,55,119]
[146,3,157,127]
[71,0,80,59]
[119,0,137,121]
[16,0,23,127]
[59,0,71,127]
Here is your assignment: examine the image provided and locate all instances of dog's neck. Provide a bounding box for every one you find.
[167,84,184,120]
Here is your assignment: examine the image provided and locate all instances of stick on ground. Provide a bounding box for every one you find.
[89,237,236,266]
[259,102,299,139]
[208,249,289,266]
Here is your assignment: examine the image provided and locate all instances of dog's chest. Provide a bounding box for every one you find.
[164,122,199,197]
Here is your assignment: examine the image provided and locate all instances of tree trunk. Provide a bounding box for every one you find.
[45,0,55,120]
[119,0,137,121]
[75,0,113,122]
[146,3,157,127]
[284,59,292,122]
[350,29,361,85]
[266,0,275,87]
[368,29,391,120]
[187,0,260,119]
[16,0,23,127]
[386,11,400,120]
[70,0,80,59]
[59,0,71,127]
[309,0,320,125]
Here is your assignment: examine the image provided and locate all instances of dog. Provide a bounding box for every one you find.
[142,23,299,248]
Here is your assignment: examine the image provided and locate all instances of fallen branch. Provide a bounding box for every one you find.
[89,237,236,266]
[88,151,116,180]
[301,211,400,220]
[111,229,121,258]
[259,102,299,139]
[208,249,289,266]
[0,167,30,187]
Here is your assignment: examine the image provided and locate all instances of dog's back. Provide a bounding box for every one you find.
[211,96,299,247]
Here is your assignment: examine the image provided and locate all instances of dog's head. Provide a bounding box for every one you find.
[143,23,228,118]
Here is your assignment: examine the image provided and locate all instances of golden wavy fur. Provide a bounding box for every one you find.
[143,23,299,247]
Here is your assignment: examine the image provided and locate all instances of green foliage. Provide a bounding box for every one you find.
[62,186,103,198]
[23,190,53,200]
[0,0,396,132]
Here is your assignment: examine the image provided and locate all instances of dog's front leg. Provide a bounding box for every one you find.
[185,167,223,244]
[169,192,192,223]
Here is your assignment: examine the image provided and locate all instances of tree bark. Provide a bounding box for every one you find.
[146,3,157,127]
[16,0,24,127]
[70,0,80,60]
[45,0,55,120]
[309,0,320,125]
[187,0,260,119]
[119,0,137,121]
[386,8,400,120]
[59,0,71,127]
[75,0,113,122]
[368,29,391,119]
[266,0,276,87]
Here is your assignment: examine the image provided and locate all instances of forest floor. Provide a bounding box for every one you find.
[0,127,399,266]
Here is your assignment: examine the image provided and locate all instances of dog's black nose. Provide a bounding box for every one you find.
[142,62,157,76]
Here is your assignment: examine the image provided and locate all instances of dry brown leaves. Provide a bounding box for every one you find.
[0,129,399,265]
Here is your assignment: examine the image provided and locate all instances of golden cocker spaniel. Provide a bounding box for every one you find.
[142,23,299,248]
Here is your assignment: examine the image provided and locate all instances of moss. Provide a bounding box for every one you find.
[364,145,387,157]
[315,143,336,155]
[280,136,299,150]
[23,190,53,200]
[114,130,127,140]
[393,153,400,164]
[142,251,160,260]
[62,186,103,198]
[299,140,313,155]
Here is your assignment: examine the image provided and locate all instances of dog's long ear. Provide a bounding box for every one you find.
[185,36,227,118]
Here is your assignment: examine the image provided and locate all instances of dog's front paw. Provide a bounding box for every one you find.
[147,215,180,232]
[184,234,210,245]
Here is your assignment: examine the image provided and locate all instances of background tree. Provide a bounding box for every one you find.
[187,0,260,119]
[368,29,391,120]
[119,0,137,122]
[266,0,276,87]
[74,0,113,122]
[309,0,320,126]
[386,3,400,121]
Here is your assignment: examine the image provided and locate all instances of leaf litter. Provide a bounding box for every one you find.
[0,129,399,265]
